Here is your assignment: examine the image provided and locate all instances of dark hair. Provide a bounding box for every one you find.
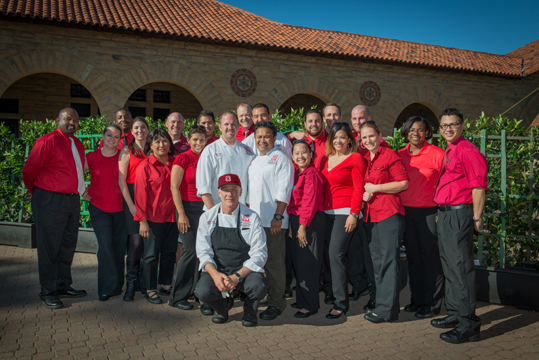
[293,139,314,154]
[128,116,149,157]
[116,108,132,118]
[188,125,207,138]
[144,128,174,157]
[400,116,434,140]
[253,120,277,137]
[438,108,464,123]
[102,123,122,136]
[323,102,341,117]
[326,122,358,155]
[252,103,270,115]
[304,108,323,121]
[197,110,215,123]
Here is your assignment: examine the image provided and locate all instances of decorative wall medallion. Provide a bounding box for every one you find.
[230,69,257,97]
[359,81,381,107]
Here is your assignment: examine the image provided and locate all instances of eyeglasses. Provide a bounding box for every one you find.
[439,122,462,131]
[359,120,377,128]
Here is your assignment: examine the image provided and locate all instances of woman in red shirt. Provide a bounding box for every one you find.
[84,124,127,302]
[134,128,178,304]
[288,140,326,318]
[398,116,444,319]
[361,122,408,323]
[320,122,366,319]
[118,116,149,301]
[168,126,208,311]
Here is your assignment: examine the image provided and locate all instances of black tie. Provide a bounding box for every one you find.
[123,135,128,147]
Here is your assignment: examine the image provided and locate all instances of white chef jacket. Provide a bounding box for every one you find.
[196,203,268,273]
[246,147,294,228]
[242,132,293,159]
[196,137,255,210]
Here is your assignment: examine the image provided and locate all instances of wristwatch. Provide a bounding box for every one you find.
[274,214,284,221]
[234,272,244,283]
[350,213,359,219]
[472,216,481,222]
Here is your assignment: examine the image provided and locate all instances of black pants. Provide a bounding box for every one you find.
[403,206,443,311]
[169,201,204,306]
[195,272,269,316]
[347,221,371,294]
[325,214,356,312]
[290,212,325,312]
[264,228,287,311]
[437,207,481,332]
[365,213,405,321]
[142,221,178,291]
[89,204,128,297]
[31,188,80,299]
[285,231,295,289]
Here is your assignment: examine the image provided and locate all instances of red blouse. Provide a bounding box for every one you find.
[288,131,327,171]
[134,155,175,223]
[287,164,325,226]
[126,149,147,184]
[172,149,202,202]
[321,152,366,214]
[398,142,444,208]
[87,150,123,213]
[363,146,408,222]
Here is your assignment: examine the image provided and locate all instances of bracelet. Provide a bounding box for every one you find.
[177,206,184,211]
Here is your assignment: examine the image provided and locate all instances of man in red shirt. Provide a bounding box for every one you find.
[431,108,487,344]
[236,103,254,142]
[166,112,189,156]
[288,102,342,141]
[285,109,327,171]
[98,108,133,149]
[197,110,219,145]
[22,108,88,309]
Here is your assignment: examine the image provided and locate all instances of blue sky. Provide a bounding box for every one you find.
[219,0,538,55]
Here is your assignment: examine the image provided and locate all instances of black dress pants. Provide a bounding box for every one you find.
[346,221,372,294]
[89,204,128,297]
[365,213,404,321]
[325,214,356,312]
[403,206,443,311]
[437,207,481,332]
[169,201,204,306]
[290,212,325,312]
[142,221,178,291]
[31,188,80,299]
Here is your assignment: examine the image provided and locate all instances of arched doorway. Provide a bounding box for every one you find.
[124,83,203,120]
[395,103,439,132]
[0,73,100,134]
[278,94,326,116]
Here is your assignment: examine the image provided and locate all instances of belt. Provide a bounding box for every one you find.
[438,203,472,211]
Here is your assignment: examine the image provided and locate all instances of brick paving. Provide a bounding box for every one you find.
[1,244,538,360]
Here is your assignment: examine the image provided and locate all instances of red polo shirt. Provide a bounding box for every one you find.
[363,146,408,222]
[173,135,190,156]
[172,149,202,202]
[434,136,488,206]
[134,155,175,223]
[126,150,147,184]
[287,164,325,226]
[99,131,133,150]
[236,124,254,142]
[321,152,366,214]
[87,150,123,213]
[358,137,390,157]
[287,131,327,171]
[398,142,444,208]
[22,128,85,195]
[206,134,220,146]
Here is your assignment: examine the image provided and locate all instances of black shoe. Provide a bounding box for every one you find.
[175,300,193,310]
[284,287,294,299]
[404,303,421,313]
[364,312,393,323]
[440,328,480,344]
[242,313,258,327]
[98,295,110,302]
[259,306,282,320]
[58,288,87,298]
[41,296,63,309]
[145,291,163,304]
[200,302,215,316]
[326,310,346,319]
[123,283,135,302]
[294,310,318,318]
[363,299,375,312]
[431,316,459,329]
[159,287,172,296]
[349,289,370,301]
[212,297,233,324]
[291,302,299,309]
[415,306,438,319]
[324,293,335,305]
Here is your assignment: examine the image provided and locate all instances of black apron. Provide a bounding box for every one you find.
[210,206,251,275]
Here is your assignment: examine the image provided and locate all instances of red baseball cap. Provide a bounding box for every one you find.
[218,174,242,188]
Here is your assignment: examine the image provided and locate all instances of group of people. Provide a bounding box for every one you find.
[22,101,487,344]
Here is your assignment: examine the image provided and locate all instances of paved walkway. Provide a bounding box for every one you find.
[1,245,538,360]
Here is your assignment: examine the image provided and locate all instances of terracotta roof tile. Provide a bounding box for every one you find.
[0,0,528,77]
[507,39,539,76]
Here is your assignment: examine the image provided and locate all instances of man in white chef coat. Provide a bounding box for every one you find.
[242,103,293,158]
[246,121,294,321]
[196,110,255,210]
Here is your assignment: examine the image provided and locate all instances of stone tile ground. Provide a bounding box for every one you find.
[1,245,538,359]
